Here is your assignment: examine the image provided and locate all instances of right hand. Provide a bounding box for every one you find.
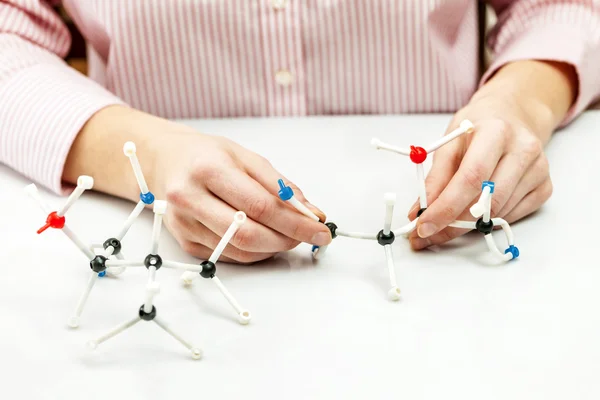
[64,106,331,264]
[151,127,331,264]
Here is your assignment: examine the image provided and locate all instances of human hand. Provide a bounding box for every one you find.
[152,129,330,263]
[64,106,330,263]
[407,61,577,250]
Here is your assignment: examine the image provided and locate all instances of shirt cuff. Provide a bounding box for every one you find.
[481,22,600,127]
[0,63,125,195]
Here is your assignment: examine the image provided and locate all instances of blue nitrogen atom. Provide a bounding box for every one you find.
[98,271,106,278]
[482,181,496,194]
[277,179,294,201]
[140,191,155,205]
[504,245,520,259]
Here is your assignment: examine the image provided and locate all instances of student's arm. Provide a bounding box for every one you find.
[0,1,124,193]
[408,1,600,249]
[0,2,331,263]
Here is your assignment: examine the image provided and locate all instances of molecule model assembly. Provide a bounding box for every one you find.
[25,142,251,359]
[278,119,520,301]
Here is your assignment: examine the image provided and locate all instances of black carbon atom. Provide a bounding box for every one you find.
[417,208,427,217]
[476,218,494,235]
[325,222,338,239]
[144,254,163,270]
[377,230,395,246]
[103,237,122,255]
[200,260,216,279]
[89,255,108,272]
[139,305,157,321]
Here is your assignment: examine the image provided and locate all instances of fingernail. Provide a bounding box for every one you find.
[311,231,331,246]
[417,222,437,238]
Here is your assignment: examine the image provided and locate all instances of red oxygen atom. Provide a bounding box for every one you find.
[37,211,66,234]
[409,146,427,164]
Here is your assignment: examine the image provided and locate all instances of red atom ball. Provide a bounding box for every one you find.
[409,146,427,164]
[37,211,66,234]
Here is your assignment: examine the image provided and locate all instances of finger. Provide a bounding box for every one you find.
[409,208,474,250]
[206,167,332,246]
[417,125,506,238]
[496,155,549,218]
[407,125,464,220]
[502,178,553,223]
[166,189,300,253]
[243,153,327,222]
[178,239,275,264]
[482,143,542,217]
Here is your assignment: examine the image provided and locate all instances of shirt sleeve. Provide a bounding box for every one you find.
[0,1,125,194]
[482,0,600,126]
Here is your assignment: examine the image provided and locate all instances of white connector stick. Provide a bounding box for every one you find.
[61,225,95,260]
[57,176,93,217]
[484,234,513,262]
[87,316,142,350]
[163,260,204,272]
[371,138,411,155]
[383,193,396,235]
[335,230,377,240]
[209,212,246,263]
[492,218,515,246]
[24,183,51,214]
[116,200,146,241]
[143,266,159,313]
[416,164,428,209]
[151,201,167,254]
[384,245,401,301]
[212,276,251,325]
[288,197,319,221]
[68,272,98,328]
[449,220,477,229]
[424,119,474,154]
[153,317,203,360]
[394,219,418,236]
[105,259,145,268]
[470,185,492,220]
[123,142,149,194]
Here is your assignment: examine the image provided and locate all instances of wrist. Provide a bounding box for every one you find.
[63,105,166,202]
[474,60,577,135]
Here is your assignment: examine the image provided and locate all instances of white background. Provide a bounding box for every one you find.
[1,113,599,399]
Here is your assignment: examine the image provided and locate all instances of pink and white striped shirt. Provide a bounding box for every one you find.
[1,1,600,194]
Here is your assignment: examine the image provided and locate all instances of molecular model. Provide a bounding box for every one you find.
[25,142,250,359]
[278,119,519,301]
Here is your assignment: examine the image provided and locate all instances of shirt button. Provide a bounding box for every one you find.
[272,0,287,9]
[275,69,293,86]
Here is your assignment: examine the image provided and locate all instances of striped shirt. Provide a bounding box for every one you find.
[1,0,600,193]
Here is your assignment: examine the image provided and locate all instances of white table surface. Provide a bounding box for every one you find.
[1,113,599,400]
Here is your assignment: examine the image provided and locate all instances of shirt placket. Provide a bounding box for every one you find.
[260,0,305,116]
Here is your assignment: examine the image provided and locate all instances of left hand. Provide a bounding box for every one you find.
[407,60,577,250]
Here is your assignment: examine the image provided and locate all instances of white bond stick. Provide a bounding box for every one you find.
[24,183,52,214]
[144,266,159,314]
[151,201,167,254]
[209,212,247,264]
[470,186,492,220]
[123,142,149,194]
[394,219,418,236]
[212,276,251,325]
[371,138,411,156]
[484,234,513,262]
[449,220,477,229]
[105,259,145,268]
[424,120,474,154]
[163,260,203,273]
[101,245,115,259]
[61,225,95,260]
[57,176,93,217]
[312,244,329,260]
[116,201,146,241]
[416,164,428,209]
[107,251,126,276]
[87,316,142,350]
[383,193,396,235]
[492,218,515,246]
[68,272,98,328]
[153,317,203,359]
[288,197,319,221]
[335,230,377,240]
[384,245,401,301]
